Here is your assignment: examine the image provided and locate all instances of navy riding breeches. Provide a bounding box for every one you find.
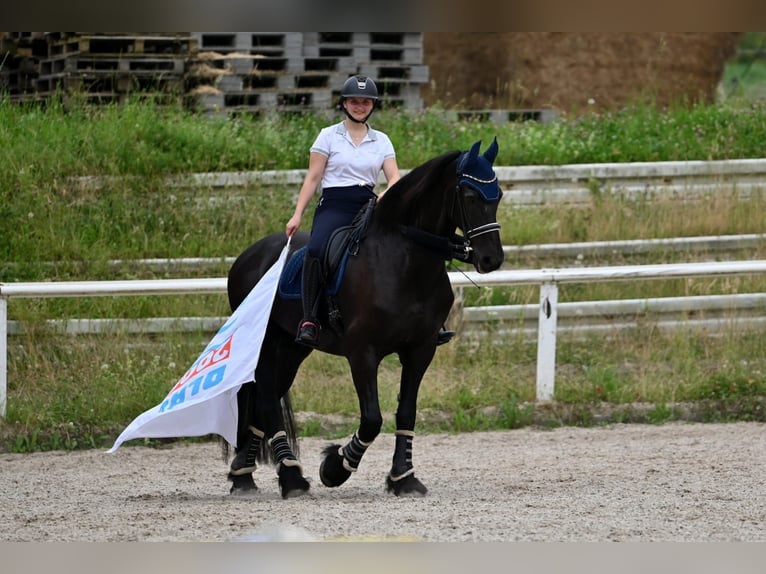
[307,185,376,258]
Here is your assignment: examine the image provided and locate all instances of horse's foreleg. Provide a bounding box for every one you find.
[320,350,382,488]
[386,346,433,497]
[387,430,427,497]
[319,432,374,487]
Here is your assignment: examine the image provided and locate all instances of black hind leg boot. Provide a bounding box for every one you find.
[437,325,456,346]
[296,254,323,347]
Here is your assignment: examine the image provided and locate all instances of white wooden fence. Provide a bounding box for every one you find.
[4,159,766,417]
[70,158,766,204]
[8,232,763,275]
[3,259,766,418]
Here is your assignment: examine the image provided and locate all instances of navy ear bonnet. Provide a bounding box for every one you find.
[456,137,501,202]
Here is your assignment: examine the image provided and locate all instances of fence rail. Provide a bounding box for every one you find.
[69,158,766,205]
[5,233,763,275]
[3,259,766,417]
[7,293,766,338]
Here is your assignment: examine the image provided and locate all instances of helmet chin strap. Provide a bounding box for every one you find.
[343,102,374,124]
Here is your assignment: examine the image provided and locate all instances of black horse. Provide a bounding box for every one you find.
[225,139,505,498]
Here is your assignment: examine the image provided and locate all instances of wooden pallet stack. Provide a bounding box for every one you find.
[0,32,48,101]
[33,32,196,104]
[305,32,427,110]
[187,32,428,116]
[2,33,429,115]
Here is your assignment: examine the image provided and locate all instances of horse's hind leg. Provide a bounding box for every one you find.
[258,327,313,499]
[268,429,310,499]
[386,346,433,497]
[228,383,265,494]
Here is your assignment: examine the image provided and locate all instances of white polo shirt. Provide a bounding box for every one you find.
[310,121,396,190]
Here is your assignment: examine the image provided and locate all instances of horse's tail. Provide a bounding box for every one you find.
[280,391,301,460]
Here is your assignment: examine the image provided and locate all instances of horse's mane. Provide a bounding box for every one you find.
[375,150,461,226]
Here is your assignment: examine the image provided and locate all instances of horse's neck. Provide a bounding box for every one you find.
[413,205,454,237]
[374,155,458,238]
[368,181,458,267]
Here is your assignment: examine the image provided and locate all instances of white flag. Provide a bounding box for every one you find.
[107,241,290,453]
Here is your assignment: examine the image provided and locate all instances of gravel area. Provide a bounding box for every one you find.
[1,422,764,542]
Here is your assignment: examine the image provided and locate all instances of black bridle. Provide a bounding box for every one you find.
[398,166,502,265]
[455,173,502,236]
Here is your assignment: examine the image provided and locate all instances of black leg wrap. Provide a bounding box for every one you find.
[230,426,264,476]
[387,430,427,497]
[269,431,309,499]
[269,431,300,468]
[390,430,414,480]
[341,433,372,472]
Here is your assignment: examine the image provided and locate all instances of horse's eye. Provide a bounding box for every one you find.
[462,187,479,201]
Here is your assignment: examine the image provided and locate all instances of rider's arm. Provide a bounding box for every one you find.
[377,156,401,201]
[286,152,328,237]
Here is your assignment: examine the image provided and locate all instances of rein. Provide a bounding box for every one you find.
[398,225,474,263]
[397,179,500,264]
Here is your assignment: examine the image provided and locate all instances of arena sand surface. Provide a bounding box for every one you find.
[1,422,764,542]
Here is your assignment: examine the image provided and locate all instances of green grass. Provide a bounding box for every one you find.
[2,94,766,452]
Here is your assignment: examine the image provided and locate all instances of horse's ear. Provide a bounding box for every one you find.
[483,137,499,165]
[468,140,482,161]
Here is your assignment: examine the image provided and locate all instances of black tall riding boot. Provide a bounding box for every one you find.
[296,254,323,347]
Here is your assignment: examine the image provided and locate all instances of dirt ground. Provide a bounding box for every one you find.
[1,422,764,542]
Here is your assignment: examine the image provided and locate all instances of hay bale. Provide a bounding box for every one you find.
[423,33,741,112]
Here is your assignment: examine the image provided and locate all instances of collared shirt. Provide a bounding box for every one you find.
[310,121,396,190]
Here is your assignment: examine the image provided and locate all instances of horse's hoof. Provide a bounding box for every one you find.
[319,444,352,487]
[278,464,311,499]
[386,474,427,497]
[228,472,258,495]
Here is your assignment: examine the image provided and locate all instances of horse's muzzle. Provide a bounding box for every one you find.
[467,223,503,273]
[475,253,504,273]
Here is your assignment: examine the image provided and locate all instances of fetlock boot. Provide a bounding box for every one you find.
[230,426,264,475]
[296,254,323,347]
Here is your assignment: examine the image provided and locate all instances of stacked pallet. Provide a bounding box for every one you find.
[2,33,429,115]
[187,32,428,116]
[305,32,427,110]
[33,33,196,104]
[0,32,48,101]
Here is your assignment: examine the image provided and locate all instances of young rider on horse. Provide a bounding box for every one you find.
[285,75,455,347]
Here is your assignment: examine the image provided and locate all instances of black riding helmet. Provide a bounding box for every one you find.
[339,75,379,123]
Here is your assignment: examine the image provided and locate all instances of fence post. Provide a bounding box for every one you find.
[536,282,558,401]
[1,298,6,418]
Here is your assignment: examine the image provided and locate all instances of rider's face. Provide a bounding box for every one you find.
[344,98,374,117]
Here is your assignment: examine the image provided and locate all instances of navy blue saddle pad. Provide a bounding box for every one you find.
[278,246,352,300]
